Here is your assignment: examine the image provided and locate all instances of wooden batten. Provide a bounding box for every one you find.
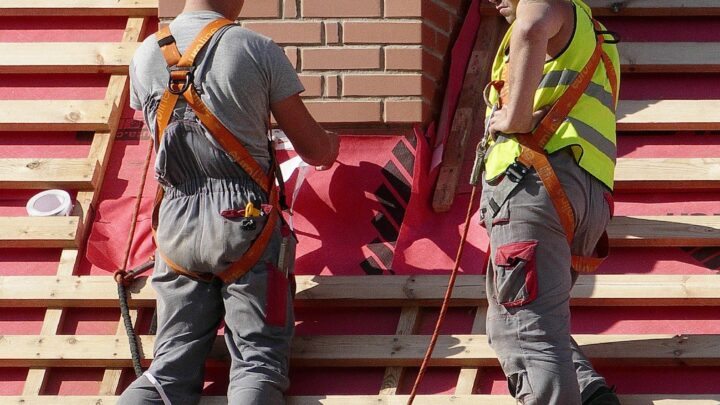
[617,100,720,131]
[3,275,720,308]
[1,334,718,368]
[0,158,98,190]
[3,395,720,405]
[615,158,720,191]
[0,101,111,132]
[0,0,157,16]
[0,43,138,74]
[0,217,80,248]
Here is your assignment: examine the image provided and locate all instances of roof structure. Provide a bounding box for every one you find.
[1,1,720,404]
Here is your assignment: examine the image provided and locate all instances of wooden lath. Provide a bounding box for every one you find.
[620,43,720,73]
[478,0,720,16]
[3,274,720,308]
[8,16,150,398]
[618,100,720,131]
[0,43,139,74]
[609,216,720,247]
[0,100,112,132]
[0,158,98,190]
[5,395,720,405]
[1,334,718,367]
[4,212,715,250]
[615,158,720,191]
[0,217,80,248]
[586,0,720,16]
[0,0,157,16]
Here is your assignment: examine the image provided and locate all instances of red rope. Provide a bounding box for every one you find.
[406,185,479,405]
[114,138,155,284]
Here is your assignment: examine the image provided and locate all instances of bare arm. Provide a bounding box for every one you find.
[489,0,564,136]
[271,94,339,167]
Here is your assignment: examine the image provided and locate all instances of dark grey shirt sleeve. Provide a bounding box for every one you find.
[265,41,304,104]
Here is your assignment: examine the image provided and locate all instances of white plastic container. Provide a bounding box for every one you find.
[26,190,73,217]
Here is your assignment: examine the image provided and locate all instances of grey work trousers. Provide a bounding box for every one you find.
[118,117,294,405]
[117,253,294,405]
[480,149,612,405]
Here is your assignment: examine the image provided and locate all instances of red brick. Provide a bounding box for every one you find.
[299,75,323,97]
[324,22,340,44]
[284,46,298,68]
[343,74,422,97]
[159,0,282,19]
[384,99,426,123]
[305,101,383,123]
[422,50,445,81]
[302,0,381,17]
[302,47,381,70]
[384,47,423,70]
[385,0,422,17]
[240,0,281,18]
[324,75,340,97]
[343,21,422,44]
[423,0,454,32]
[283,0,298,18]
[243,21,322,44]
[422,75,440,103]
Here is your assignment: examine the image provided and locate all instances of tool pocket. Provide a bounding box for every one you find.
[265,262,289,328]
[221,212,268,264]
[494,240,538,308]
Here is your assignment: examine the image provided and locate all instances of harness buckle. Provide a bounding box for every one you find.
[595,29,621,44]
[167,65,196,95]
[505,161,529,183]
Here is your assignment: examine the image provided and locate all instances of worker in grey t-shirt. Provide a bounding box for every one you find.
[118,1,339,404]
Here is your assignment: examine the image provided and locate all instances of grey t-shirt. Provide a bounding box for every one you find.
[130,11,304,169]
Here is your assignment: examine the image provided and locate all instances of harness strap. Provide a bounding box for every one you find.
[183,85,272,193]
[152,19,282,284]
[492,19,616,273]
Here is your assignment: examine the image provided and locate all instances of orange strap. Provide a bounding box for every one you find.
[183,86,272,194]
[217,192,281,284]
[152,19,281,283]
[498,19,616,272]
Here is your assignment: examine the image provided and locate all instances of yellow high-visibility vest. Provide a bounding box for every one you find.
[484,0,621,190]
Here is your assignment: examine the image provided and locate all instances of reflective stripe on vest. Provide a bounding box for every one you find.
[484,0,620,190]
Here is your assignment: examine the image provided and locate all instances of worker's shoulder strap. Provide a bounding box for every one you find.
[151,19,283,285]
[154,19,272,195]
[489,19,616,273]
[510,19,617,151]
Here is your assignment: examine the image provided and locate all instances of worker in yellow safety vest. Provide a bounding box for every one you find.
[479,0,620,403]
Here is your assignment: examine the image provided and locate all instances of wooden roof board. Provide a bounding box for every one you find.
[0,334,717,367]
[0,101,111,132]
[0,216,80,248]
[4,396,720,405]
[0,43,138,74]
[617,100,720,132]
[3,274,720,308]
[479,0,720,16]
[0,158,98,190]
[614,158,720,191]
[0,0,157,16]
[620,43,720,73]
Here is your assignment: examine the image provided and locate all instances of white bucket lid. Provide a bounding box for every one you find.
[26,190,73,217]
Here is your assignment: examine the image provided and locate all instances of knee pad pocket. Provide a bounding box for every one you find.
[508,370,535,404]
[494,240,538,308]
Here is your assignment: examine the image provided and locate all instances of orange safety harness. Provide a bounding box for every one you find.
[497,19,618,273]
[153,18,283,284]
[407,19,618,405]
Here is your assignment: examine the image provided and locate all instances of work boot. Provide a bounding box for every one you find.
[584,385,621,405]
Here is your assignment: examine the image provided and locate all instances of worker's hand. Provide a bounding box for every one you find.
[316,131,339,171]
[488,106,551,139]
